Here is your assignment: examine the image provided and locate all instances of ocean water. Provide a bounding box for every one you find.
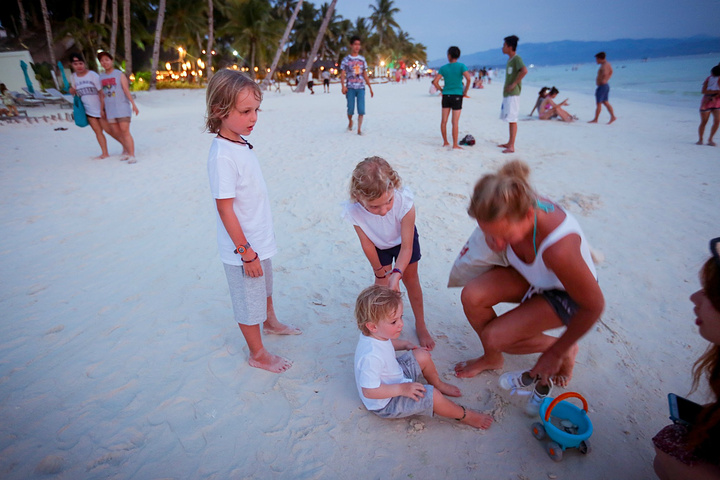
[522,53,720,108]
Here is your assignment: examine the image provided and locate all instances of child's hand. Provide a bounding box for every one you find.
[387,273,402,291]
[400,382,426,401]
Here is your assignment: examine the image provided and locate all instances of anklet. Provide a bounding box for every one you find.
[455,405,467,421]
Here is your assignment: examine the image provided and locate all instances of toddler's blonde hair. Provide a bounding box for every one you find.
[467,160,537,222]
[349,156,402,202]
[355,285,403,336]
[205,69,262,134]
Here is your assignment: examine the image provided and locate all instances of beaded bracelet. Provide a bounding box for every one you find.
[241,252,259,263]
[391,268,403,278]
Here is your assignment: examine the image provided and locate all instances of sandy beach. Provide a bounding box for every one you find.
[1,76,719,479]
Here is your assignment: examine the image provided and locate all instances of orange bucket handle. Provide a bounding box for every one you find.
[544,392,588,422]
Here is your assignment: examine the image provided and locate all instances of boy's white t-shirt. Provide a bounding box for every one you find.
[207,138,277,266]
[354,333,411,411]
[341,187,414,249]
[72,71,102,117]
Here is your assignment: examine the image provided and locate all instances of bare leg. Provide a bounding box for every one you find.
[708,110,719,146]
[347,114,353,131]
[654,447,720,480]
[116,121,136,161]
[262,295,301,335]
[604,101,617,124]
[100,118,126,152]
[87,117,109,158]
[432,390,492,429]
[698,111,710,144]
[413,349,459,396]
[502,122,517,153]
[440,107,450,146]
[238,323,292,373]
[357,115,364,135]
[402,262,434,350]
[451,108,462,149]
[588,103,602,123]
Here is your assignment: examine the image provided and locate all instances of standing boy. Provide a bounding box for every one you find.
[341,36,374,135]
[432,46,473,149]
[589,52,617,124]
[498,35,528,154]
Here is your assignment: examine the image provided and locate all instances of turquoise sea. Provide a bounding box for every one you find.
[522,53,720,108]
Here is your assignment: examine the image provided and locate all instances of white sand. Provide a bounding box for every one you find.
[1,79,719,479]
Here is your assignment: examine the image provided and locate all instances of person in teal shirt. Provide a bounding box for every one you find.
[498,35,528,154]
[432,46,473,149]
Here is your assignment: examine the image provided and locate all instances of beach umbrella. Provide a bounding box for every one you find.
[58,61,70,92]
[20,60,35,94]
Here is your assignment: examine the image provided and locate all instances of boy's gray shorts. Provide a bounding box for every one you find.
[223,259,273,326]
[371,351,434,419]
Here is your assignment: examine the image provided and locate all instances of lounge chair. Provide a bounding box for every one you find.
[46,88,74,109]
[24,87,67,106]
[11,91,44,107]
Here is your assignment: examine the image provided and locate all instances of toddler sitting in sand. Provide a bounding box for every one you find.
[353,285,492,429]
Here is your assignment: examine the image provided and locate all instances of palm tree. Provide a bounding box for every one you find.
[289,1,319,59]
[296,0,337,92]
[368,0,399,50]
[163,0,208,57]
[221,0,283,77]
[39,0,57,73]
[149,0,167,90]
[262,0,303,89]
[110,0,118,57]
[16,0,27,33]
[205,0,214,80]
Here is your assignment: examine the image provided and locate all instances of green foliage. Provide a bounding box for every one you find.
[156,81,205,90]
[30,62,56,89]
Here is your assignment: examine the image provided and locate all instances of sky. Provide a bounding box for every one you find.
[329,0,720,62]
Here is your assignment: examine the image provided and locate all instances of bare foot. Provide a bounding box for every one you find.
[248,348,292,373]
[696,140,703,145]
[587,119,598,124]
[442,141,450,147]
[347,120,353,131]
[497,143,509,148]
[435,380,461,397]
[127,157,137,164]
[94,154,110,160]
[552,343,579,387]
[501,147,514,154]
[417,326,435,351]
[452,145,463,150]
[462,408,493,429]
[120,155,129,161]
[709,140,717,146]
[454,356,503,378]
[608,116,617,124]
[357,130,362,136]
[263,322,302,335]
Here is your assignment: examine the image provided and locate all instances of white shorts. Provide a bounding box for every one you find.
[500,96,520,123]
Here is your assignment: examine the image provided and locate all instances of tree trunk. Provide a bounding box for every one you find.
[123,0,132,74]
[17,0,27,32]
[205,0,214,81]
[261,0,302,90]
[39,0,56,73]
[296,0,336,93]
[148,0,166,90]
[110,0,118,57]
[84,0,90,21]
[100,0,108,25]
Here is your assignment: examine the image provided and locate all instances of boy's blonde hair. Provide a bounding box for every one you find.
[349,156,402,202]
[205,69,262,134]
[467,160,537,222]
[355,285,403,336]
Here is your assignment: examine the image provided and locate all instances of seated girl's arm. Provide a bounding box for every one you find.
[363,382,426,401]
[388,206,416,290]
[216,198,263,277]
[530,234,604,379]
[353,225,388,283]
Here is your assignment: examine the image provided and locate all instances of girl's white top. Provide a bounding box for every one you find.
[207,138,277,266]
[341,187,414,249]
[506,207,596,293]
[71,71,102,117]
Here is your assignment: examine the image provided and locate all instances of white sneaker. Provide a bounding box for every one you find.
[499,370,536,392]
[525,379,553,417]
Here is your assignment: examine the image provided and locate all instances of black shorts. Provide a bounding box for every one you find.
[323,79,330,86]
[441,94,463,110]
[375,227,421,266]
[537,289,578,326]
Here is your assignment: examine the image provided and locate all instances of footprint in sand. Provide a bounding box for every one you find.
[558,193,602,216]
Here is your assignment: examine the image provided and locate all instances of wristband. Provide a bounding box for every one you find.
[241,252,259,263]
[391,268,403,278]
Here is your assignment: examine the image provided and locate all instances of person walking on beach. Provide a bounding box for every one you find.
[98,51,140,164]
[205,69,301,374]
[322,68,331,93]
[498,35,527,154]
[697,64,720,146]
[341,36,374,135]
[69,53,111,159]
[589,52,617,124]
[432,46,473,149]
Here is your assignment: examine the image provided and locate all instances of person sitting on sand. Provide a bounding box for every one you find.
[529,87,549,117]
[454,160,604,393]
[539,87,575,122]
[354,285,493,430]
[0,84,20,117]
[653,237,720,480]
[697,64,720,147]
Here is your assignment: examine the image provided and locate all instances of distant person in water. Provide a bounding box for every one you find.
[588,52,617,124]
[697,64,720,146]
[498,35,528,153]
[432,46,473,149]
